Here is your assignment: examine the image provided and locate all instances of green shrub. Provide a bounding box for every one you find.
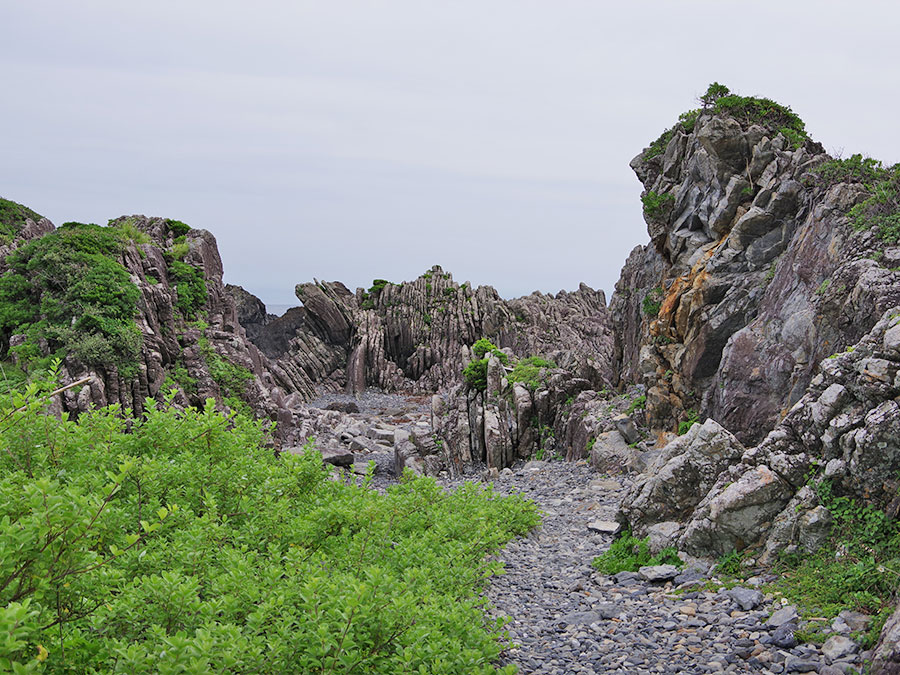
[813,154,890,187]
[463,358,489,392]
[712,93,806,139]
[641,191,675,220]
[507,356,556,391]
[845,164,900,244]
[112,218,151,245]
[642,287,664,317]
[644,128,675,160]
[678,109,701,133]
[168,260,207,317]
[471,338,509,365]
[591,529,682,575]
[699,82,730,107]
[779,127,806,150]
[166,241,190,261]
[165,219,191,238]
[677,409,699,435]
[0,375,538,673]
[774,477,900,623]
[0,222,142,375]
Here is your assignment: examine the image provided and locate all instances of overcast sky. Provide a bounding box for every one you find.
[3,2,900,308]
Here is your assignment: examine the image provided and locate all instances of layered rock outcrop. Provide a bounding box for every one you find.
[614,108,900,446]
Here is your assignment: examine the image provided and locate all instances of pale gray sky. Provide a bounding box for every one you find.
[2,1,899,306]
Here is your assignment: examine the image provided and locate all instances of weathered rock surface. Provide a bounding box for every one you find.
[613,108,900,446]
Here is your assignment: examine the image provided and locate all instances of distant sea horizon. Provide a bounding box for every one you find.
[266,303,299,317]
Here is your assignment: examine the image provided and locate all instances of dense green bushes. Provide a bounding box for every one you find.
[0,375,539,673]
[0,222,142,375]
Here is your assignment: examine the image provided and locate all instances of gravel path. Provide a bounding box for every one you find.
[477,460,860,675]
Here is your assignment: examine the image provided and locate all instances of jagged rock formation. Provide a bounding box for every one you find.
[613,107,900,446]
[238,267,616,397]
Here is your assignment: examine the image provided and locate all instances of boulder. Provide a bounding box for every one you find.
[618,419,745,537]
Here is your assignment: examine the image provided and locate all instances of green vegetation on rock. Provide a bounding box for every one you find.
[169,260,207,317]
[641,191,675,220]
[643,83,808,160]
[463,358,489,392]
[0,222,141,375]
[507,356,556,391]
[772,478,900,632]
[360,278,391,310]
[165,218,191,238]
[0,375,538,673]
[472,338,509,365]
[641,287,663,317]
[591,529,682,575]
[0,198,43,242]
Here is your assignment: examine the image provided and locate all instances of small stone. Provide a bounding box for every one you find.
[724,586,764,610]
[638,564,680,581]
[772,622,798,649]
[767,605,800,627]
[821,635,858,661]
[679,604,697,616]
[784,654,821,672]
[836,610,870,633]
[558,610,600,626]
[587,520,621,534]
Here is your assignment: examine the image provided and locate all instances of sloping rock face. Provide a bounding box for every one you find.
[613,109,900,444]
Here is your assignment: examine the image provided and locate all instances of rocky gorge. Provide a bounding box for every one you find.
[2,84,900,672]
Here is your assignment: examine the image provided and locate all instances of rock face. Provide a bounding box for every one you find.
[613,109,900,445]
[616,308,900,558]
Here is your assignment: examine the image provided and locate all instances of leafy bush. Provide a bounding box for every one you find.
[626,395,646,415]
[463,358,489,392]
[644,127,675,160]
[165,219,191,238]
[677,409,699,435]
[472,338,509,365]
[847,165,900,244]
[360,278,391,310]
[699,82,730,107]
[197,334,254,414]
[112,218,151,245]
[641,191,674,220]
[712,93,806,140]
[813,154,891,187]
[591,529,682,575]
[0,375,539,673]
[0,222,142,375]
[507,356,556,391]
[168,260,207,317]
[641,287,664,317]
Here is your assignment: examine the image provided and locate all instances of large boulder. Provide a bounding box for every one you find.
[617,419,744,536]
